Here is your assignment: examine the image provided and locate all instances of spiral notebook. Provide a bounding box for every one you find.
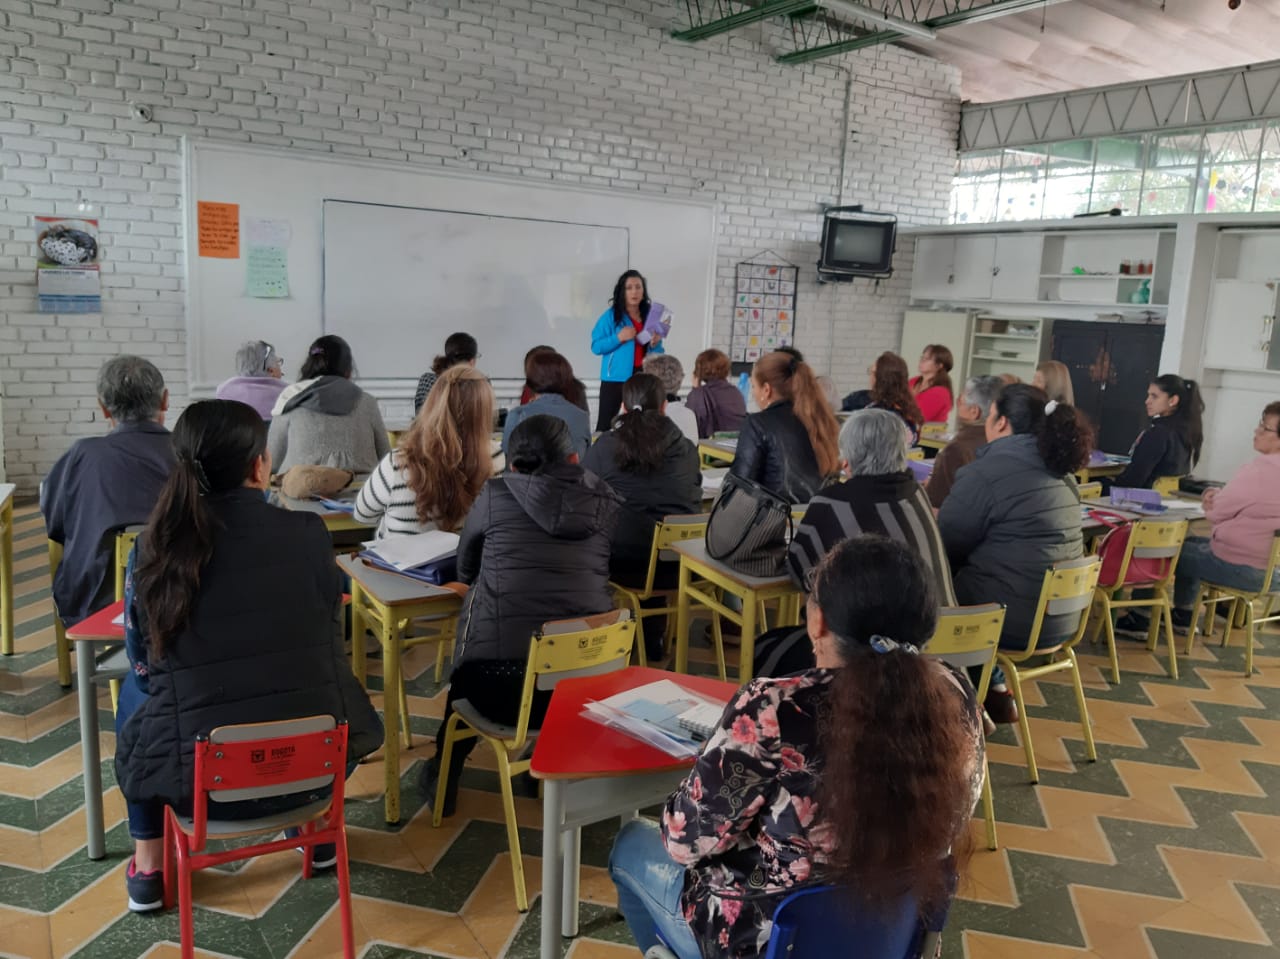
[676,702,724,741]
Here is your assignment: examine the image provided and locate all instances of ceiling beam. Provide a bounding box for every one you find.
[774,0,1076,66]
[671,0,819,43]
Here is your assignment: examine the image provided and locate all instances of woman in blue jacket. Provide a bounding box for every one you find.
[591,269,664,432]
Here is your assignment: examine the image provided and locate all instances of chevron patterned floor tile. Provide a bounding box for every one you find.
[2,499,1278,958]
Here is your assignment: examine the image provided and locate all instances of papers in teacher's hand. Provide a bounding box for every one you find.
[637,301,673,345]
[362,530,459,572]
[581,679,725,758]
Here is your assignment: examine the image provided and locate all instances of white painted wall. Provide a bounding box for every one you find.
[0,0,960,491]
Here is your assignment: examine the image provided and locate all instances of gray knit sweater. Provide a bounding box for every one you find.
[267,375,390,474]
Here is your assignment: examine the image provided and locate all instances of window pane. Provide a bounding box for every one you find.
[1141,132,1202,215]
[952,151,1002,223]
[1092,136,1144,214]
[996,149,1047,221]
[1202,125,1262,212]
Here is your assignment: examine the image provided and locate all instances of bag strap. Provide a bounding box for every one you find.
[1087,508,1131,531]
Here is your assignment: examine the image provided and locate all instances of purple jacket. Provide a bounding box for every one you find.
[685,377,747,439]
[215,376,288,421]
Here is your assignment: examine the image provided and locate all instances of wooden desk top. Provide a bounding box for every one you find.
[66,599,125,642]
[530,666,736,781]
[670,539,796,589]
[337,553,460,606]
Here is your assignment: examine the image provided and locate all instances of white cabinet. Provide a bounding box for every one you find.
[910,233,1042,303]
[1204,279,1279,371]
[967,315,1050,382]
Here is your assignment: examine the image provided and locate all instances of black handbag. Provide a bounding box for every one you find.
[705,473,793,577]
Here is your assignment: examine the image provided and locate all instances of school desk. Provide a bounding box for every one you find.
[0,484,13,656]
[697,437,737,466]
[337,554,461,823]
[530,666,736,959]
[277,489,374,535]
[65,599,130,860]
[671,539,803,683]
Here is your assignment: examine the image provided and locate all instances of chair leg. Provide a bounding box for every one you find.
[1001,660,1038,784]
[1159,599,1178,680]
[630,595,647,668]
[981,754,997,851]
[55,619,72,688]
[1187,587,1208,656]
[1244,603,1255,677]
[399,668,412,749]
[432,714,465,828]
[1222,598,1238,649]
[109,677,121,716]
[491,744,529,912]
[177,836,195,959]
[163,812,176,910]
[710,591,726,683]
[1067,649,1097,762]
[1100,598,1120,685]
[335,827,356,959]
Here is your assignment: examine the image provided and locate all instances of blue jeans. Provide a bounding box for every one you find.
[1173,537,1267,609]
[609,819,703,959]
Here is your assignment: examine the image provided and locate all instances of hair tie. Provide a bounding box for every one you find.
[179,453,212,495]
[1044,400,1059,415]
[309,346,325,356]
[868,635,918,656]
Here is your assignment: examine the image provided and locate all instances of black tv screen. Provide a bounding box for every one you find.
[819,210,896,277]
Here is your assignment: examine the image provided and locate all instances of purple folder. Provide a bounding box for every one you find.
[908,458,934,482]
[638,301,671,345]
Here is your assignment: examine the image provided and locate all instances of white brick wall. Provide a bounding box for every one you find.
[0,0,959,491]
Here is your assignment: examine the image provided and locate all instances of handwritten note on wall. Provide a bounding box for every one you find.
[245,245,289,298]
[197,201,240,258]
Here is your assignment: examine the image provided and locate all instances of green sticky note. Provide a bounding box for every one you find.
[245,245,289,298]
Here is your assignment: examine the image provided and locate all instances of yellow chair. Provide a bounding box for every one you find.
[1152,475,1185,496]
[1188,530,1280,677]
[997,556,1102,784]
[922,603,1005,851]
[611,514,710,668]
[1089,519,1188,683]
[907,447,926,461]
[432,608,635,912]
[1078,481,1103,500]
[114,526,144,600]
[45,540,73,688]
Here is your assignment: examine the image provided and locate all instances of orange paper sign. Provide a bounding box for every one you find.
[197,201,240,258]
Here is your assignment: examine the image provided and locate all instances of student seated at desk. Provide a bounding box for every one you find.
[909,343,955,423]
[644,352,699,443]
[938,385,1092,724]
[609,537,982,959]
[413,331,478,414]
[268,334,390,474]
[583,373,701,659]
[1110,373,1204,489]
[1032,360,1074,406]
[843,353,924,446]
[1120,401,1280,634]
[214,340,286,421]
[422,414,619,816]
[926,375,1003,509]
[41,356,176,627]
[355,366,495,540]
[685,348,747,439]
[113,400,382,913]
[502,349,592,459]
[732,351,840,504]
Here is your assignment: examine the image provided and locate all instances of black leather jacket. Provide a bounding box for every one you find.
[730,400,827,504]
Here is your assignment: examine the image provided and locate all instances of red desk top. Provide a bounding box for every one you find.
[66,598,125,641]
[530,666,738,781]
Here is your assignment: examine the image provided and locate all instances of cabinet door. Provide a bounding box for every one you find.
[949,235,997,300]
[990,233,1043,301]
[910,236,957,300]
[1205,279,1279,371]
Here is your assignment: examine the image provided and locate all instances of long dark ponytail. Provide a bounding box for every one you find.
[135,400,267,658]
[811,536,975,916]
[1152,373,1205,465]
[996,383,1094,478]
[611,373,669,473]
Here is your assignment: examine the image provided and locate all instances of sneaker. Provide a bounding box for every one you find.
[1114,612,1150,636]
[125,857,164,913]
[284,827,338,871]
[983,688,1019,725]
[1170,608,1193,632]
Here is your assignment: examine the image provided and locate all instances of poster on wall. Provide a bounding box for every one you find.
[35,216,102,313]
[731,254,798,363]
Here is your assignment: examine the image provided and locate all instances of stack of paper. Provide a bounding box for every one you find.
[362,530,460,583]
[702,467,728,497]
[581,679,724,758]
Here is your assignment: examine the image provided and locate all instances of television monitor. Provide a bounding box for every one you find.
[818,209,897,278]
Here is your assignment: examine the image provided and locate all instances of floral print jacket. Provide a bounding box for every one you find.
[661,665,982,958]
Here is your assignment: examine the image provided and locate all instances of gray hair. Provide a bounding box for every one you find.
[234,340,280,377]
[962,375,1004,419]
[97,356,166,423]
[642,353,684,397]
[840,408,908,477]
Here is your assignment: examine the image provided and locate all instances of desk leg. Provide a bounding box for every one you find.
[561,826,581,937]
[350,583,367,689]
[381,613,401,824]
[76,642,105,860]
[540,779,566,959]
[0,502,12,656]
[739,592,757,685]
[675,560,692,674]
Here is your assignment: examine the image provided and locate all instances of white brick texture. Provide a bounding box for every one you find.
[0,0,959,491]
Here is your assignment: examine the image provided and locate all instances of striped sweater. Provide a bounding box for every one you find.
[353,452,438,541]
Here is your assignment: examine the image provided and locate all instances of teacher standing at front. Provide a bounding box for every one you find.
[591,269,664,432]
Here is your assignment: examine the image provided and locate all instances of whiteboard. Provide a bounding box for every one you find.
[184,139,717,406]
[323,201,629,379]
